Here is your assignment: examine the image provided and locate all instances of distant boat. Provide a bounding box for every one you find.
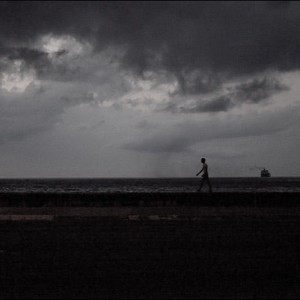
[261,168,271,177]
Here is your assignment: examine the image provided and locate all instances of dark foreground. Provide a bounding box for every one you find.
[0,207,299,299]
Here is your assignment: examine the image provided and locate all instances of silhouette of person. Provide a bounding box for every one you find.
[196,158,212,193]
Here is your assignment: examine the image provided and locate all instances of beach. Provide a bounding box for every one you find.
[0,193,299,299]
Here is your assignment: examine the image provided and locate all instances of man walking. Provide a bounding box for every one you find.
[196,158,212,193]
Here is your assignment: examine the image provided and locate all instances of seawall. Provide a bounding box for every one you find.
[0,192,299,207]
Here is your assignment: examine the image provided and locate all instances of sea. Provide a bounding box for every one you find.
[0,177,299,193]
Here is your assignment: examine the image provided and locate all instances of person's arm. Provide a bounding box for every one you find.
[196,167,203,176]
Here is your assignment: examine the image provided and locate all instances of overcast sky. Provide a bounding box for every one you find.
[0,1,300,178]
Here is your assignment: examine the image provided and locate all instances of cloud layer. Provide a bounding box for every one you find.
[2,2,300,84]
[0,2,300,177]
[1,1,298,119]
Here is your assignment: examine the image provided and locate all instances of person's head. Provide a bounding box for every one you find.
[201,158,206,163]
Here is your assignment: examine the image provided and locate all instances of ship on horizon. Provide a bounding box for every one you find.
[261,168,271,178]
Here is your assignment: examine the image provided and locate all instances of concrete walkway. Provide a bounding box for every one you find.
[0,208,299,299]
[0,207,299,222]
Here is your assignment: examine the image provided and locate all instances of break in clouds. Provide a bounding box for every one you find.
[0,1,300,177]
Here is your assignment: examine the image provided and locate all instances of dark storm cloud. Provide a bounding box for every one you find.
[182,95,233,113]
[234,78,289,104]
[0,46,50,73]
[95,1,300,83]
[174,70,222,95]
[1,47,47,66]
[0,0,298,121]
[159,95,233,114]
[159,76,288,113]
[2,2,300,79]
[0,45,90,82]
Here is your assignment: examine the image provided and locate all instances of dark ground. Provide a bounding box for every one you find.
[0,209,299,299]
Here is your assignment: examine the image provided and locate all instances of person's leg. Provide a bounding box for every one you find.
[207,178,213,193]
[197,178,204,192]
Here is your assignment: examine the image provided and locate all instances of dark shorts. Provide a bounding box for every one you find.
[202,173,209,179]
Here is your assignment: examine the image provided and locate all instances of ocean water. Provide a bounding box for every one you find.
[0,177,299,193]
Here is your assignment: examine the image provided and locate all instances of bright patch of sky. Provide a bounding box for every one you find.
[40,34,87,57]
[1,60,37,93]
